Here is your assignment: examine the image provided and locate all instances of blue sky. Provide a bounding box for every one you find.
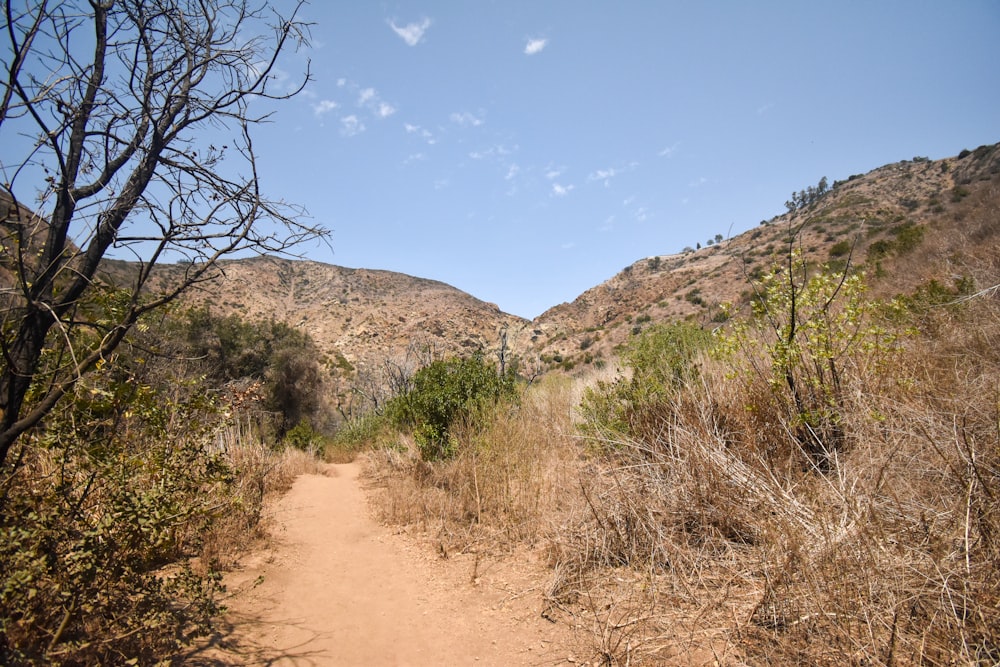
[251,1,1000,319]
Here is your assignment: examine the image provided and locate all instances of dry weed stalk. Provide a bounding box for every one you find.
[368,377,578,556]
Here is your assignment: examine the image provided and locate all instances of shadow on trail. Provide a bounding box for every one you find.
[175,609,334,667]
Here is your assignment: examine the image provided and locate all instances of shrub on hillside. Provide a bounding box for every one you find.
[579,321,712,440]
[717,254,904,469]
[385,352,517,461]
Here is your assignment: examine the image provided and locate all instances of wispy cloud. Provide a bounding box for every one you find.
[505,164,520,180]
[468,144,513,160]
[524,37,548,55]
[389,17,432,46]
[589,167,618,187]
[658,142,679,158]
[588,161,638,187]
[352,86,396,119]
[552,183,574,197]
[449,110,484,127]
[689,176,708,188]
[340,115,365,137]
[312,99,338,117]
[545,167,564,180]
[404,122,436,144]
[757,102,774,115]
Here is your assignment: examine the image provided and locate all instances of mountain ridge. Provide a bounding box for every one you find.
[114,141,999,381]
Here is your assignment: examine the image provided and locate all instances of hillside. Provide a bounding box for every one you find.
[106,256,527,375]
[529,142,1000,369]
[101,141,999,385]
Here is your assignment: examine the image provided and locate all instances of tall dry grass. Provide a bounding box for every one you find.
[199,418,327,569]
[367,375,579,556]
[541,298,1000,665]
[367,175,1000,664]
[370,305,998,665]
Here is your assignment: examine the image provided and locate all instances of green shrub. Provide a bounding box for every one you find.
[717,253,904,469]
[829,240,852,257]
[893,223,925,254]
[580,321,713,437]
[386,353,517,461]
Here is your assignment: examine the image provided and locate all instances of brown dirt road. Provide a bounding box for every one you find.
[189,462,578,666]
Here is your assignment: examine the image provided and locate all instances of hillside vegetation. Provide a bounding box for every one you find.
[352,143,1000,665]
[2,141,998,664]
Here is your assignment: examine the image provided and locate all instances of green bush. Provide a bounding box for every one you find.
[893,223,925,254]
[828,240,852,257]
[580,321,713,437]
[717,253,904,469]
[386,353,517,461]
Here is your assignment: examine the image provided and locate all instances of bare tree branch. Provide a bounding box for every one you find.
[0,0,326,470]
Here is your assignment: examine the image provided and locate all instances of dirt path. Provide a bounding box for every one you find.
[191,462,577,666]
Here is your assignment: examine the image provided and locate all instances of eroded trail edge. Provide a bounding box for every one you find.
[197,462,573,666]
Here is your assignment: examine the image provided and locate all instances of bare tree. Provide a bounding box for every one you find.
[0,0,326,471]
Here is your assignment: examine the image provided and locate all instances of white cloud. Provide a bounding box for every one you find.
[377,102,396,118]
[358,88,376,105]
[390,17,432,46]
[524,37,548,55]
[551,183,574,197]
[689,176,708,188]
[545,167,563,180]
[658,143,679,158]
[340,115,365,137]
[589,168,618,187]
[404,122,435,144]
[336,78,347,87]
[312,99,338,117]
[505,164,520,180]
[449,111,484,127]
[468,144,513,161]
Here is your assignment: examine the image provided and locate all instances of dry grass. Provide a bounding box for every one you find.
[367,375,578,556]
[540,292,1000,665]
[369,299,999,665]
[198,422,326,570]
[365,170,1000,665]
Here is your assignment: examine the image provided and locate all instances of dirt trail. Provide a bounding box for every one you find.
[193,462,576,666]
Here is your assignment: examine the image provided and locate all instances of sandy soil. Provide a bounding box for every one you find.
[187,462,578,666]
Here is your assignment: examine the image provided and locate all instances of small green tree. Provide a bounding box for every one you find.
[718,252,903,469]
[388,353,516,461]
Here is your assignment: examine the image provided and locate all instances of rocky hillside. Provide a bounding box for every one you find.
[528,142,1000,371]
[100,141,999,385]
[128,256,528,376]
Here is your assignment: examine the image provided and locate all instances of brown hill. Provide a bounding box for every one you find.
[127,256,528,376]
[529,142,1000,371]
[101,141,999,386]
